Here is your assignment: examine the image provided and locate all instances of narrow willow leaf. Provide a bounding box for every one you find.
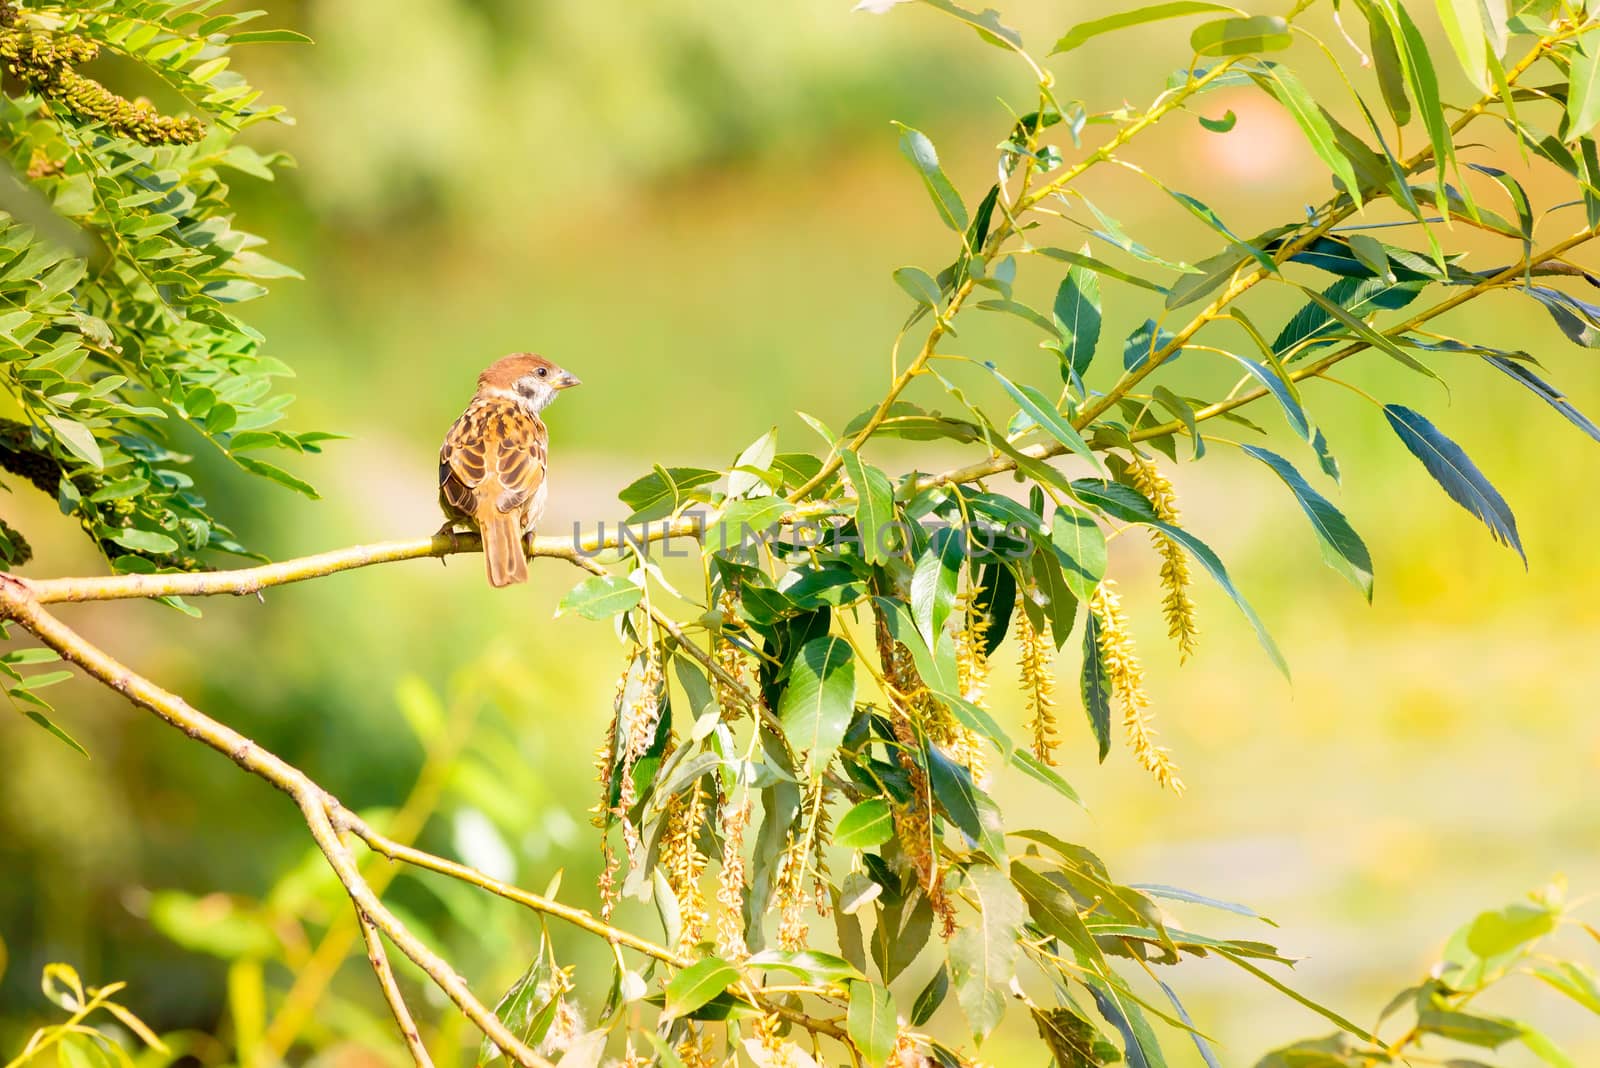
[1010,748,1083,804]
[1435,0,1490,92]
[1295,285,1444,385]
[1274,276,1425,358]
[1034,247,1170,293]
[1053,2,1230,54]
[1357,0,1411,124]
[1085,977,1164,1068]
[1384,404,1525,563]
[1131,883,1276,924]
[1249,64,1361,204]
[1050,506,1107,602]
[894,123,967,232]
[1165,245,1254,310]
[1387,1,1453,212]
[841,452,895,564]
[911,529,963,649]
[1030,549,1079,650]
[893,266,943,307]
[1217,351,1310,441]
[1569,30,1600,138]
[1191,15,1292,55]
[1241,446,1374,600]
[1080,197,1198,274]
[982,362,1099,468]
[1523,286,1600,348]
[1053,258,1102,381]
[23,709,90,757]
[1080,612,1113,761]
[1152,386,1204,459]
[1011,863,1104,963]
[1167,191,1275,272]
[848,981,898,1068]
[926,744,1005,860]
[1467,163,1532,271]
[911,966,949,1026]
[976,298,1055,335]
[1487,357,1600,443]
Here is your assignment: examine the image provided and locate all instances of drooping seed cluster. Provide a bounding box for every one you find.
[714,798,751,959]
[1014,590,1060,766]
[1127,453,1200,661]
[1089,580,1184,793]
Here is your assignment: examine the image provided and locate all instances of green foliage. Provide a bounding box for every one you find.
[0,0,323,576]
[9,0,1600,1066]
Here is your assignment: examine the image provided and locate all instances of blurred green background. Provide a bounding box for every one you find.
[4,2,1600,1064]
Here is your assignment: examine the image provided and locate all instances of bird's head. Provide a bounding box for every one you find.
[477,353,581,413]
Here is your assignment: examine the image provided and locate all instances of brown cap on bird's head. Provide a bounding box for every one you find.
[478,352,581,391]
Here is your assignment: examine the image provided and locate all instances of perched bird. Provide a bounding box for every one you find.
[438,353,581,587]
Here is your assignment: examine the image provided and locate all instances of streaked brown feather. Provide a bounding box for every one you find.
[437,394,549,585]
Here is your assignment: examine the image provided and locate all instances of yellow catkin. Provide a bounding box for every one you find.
[1089,580,1184,794]
[1128,454,1200,662]
[1015,589,1060,766]
[663,780,710,952]
[954,588,992,704]
[715,799,752,959]
[873,610,954,934]
[774,828,811,952]
[713,587,750,720]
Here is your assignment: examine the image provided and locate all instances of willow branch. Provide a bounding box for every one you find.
[1069,23,1573,434]
[358,913,434,1068]
[0,575,553,1068]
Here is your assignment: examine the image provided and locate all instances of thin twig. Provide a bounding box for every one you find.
[0,575,554,1068]
[358,911,434,1068]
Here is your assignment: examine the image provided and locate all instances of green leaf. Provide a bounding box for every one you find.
[1191,15,1292,56]
[1080,612,1112,762]
[1570,30,1600,138]
[1052,259,1102,382]
[1294,285,1444,384]
[893,266,943,308]
[948,864,1025,1041]
[894,124,967,232]
[1532,961,1600,1016]
[707,495,789,554]
[1010,748,1083,805]
[1435,0,1490,92]
[1049,506,1106,603]
[558,575,643,620]
[22,709,89,757]
[834,799,895,849]
[618,466,719,520]
[1417,1009,1521,1048]
[1053,2,1230,54]
[1217,351,1310,441]
[663,958,740,1019]
[1388,1,1453,213]
[1012,862,1103,964]
[1241,446,1373,600]
[776,636,856,777]
[1359,0,1411,125]
[1384,405,1524,563]
[926,743,1005,860]
[1466,901,1556,957]
[109,528,180,554]
[1122,318,1180,373]
[228,28,314,44]
[747,949,866,984]
[847,980,898,1068]
[1248,64,1361,204]
[981,362,1099,469]
[234,456,319,498]
[1130,883,1276,924]
[911,966,949,1026]
[841,452,896,564]
[43,415,103,469]
[1197,109,1236,132]
[912,529,964,650]
[1033,247,1170,294]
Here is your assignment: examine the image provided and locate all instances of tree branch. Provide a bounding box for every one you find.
[358,912,434,1068]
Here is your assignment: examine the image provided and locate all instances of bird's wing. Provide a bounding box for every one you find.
[439,397,547,518]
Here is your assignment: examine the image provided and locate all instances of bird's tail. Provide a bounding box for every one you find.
[479,512,528,588]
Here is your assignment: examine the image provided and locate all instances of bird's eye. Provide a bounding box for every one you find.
[536,367,548,378]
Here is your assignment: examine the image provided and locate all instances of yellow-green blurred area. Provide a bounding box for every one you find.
[4,1,1600,1065]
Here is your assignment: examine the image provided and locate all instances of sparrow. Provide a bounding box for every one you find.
[438,353,581,587]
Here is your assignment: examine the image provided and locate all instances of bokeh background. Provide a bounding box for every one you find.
[4,2,1600,1064]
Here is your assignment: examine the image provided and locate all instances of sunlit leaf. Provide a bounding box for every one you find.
[1384,405,1524,563]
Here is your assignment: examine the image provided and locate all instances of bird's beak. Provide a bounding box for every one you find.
[558,371,582,389]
